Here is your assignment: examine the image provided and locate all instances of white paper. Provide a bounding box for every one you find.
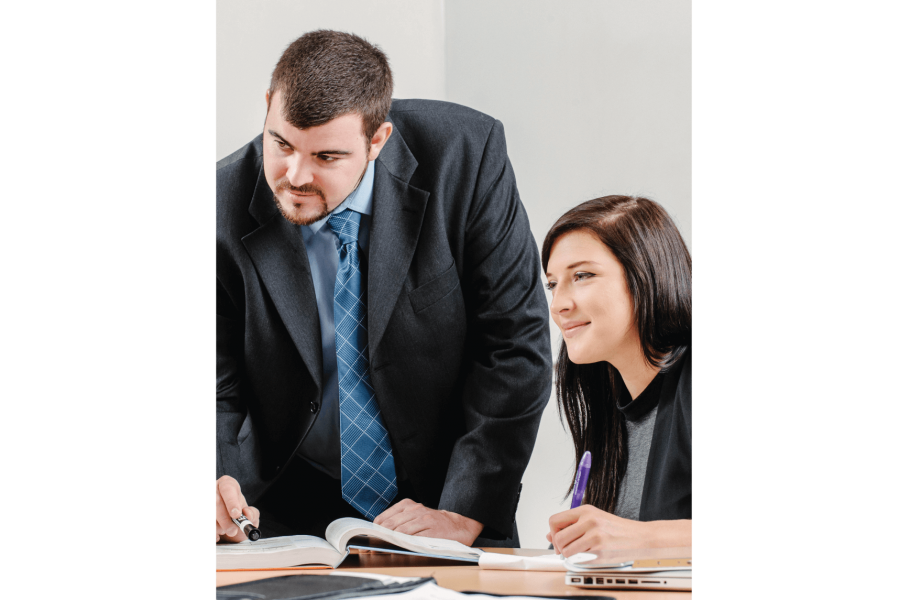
[351,581,555,600]
[478,551,596,571]
[326,571,421,584]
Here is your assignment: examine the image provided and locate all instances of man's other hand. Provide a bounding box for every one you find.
[216,475,260,543]
[373,499,483,546]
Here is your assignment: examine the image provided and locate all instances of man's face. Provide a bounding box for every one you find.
[262,90,391,226]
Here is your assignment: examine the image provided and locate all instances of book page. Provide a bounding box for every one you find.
[216,535,347,569]
[216,535,336,556]
[324,518,482,560]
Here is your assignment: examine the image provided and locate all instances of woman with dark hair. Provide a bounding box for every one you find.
[542,195,691,555]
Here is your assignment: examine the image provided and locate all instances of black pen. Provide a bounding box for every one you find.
[232,514,261,541]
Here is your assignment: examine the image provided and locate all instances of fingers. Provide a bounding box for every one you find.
[375,500,440,537]
[223,505,261,543]
[373,498,417,526]
[547,506,582,534]
[242,505,261,528]
[559,528,601,558]
[554,510,605,557]
[218,476,245,519]
[216,476,246,541]
[553,517,590,552]
[378,507,425,531]
[381,507,428,533]
[546,531,558,554]
[392,516,431,537]
[216,493,239,539]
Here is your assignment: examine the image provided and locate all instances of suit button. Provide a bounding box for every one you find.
[310,402,318,413]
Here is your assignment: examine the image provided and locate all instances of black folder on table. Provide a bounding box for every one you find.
[216,574,434,600]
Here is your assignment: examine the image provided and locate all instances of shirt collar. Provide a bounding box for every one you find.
[305,160,375,235]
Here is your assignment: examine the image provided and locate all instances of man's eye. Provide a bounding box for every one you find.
[274,140,287,148]
[574,272,594,282]
[319,155,337,162]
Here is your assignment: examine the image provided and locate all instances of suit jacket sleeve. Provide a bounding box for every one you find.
[436,120,552,538]
[217,229,265,501]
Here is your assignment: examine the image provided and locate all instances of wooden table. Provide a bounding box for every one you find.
[217,548,691,598]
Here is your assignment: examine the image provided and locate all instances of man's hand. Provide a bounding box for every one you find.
[216,475,260,543]
[373,499,484,546]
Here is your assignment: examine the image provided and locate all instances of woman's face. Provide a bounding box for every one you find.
[545,230,637,365]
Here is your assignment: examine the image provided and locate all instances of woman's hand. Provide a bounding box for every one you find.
[546,505,691,557]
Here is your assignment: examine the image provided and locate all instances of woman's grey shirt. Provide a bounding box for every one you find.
[612,348,692,522]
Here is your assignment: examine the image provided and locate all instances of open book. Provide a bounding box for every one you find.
[216,517,484,570]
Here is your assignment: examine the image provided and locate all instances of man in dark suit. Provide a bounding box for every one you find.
[216,30,550,547]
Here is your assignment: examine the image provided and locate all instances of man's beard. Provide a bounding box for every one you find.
[272,164,369,226]
[272,181,332,226]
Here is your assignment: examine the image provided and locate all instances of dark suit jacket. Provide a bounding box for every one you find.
[216,99,552,539]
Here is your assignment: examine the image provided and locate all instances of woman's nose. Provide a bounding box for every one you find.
[549,287,572,315]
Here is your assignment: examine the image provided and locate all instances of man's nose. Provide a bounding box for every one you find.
[285,156,314,188]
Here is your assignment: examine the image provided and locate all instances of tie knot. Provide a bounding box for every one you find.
[327,209,362,246]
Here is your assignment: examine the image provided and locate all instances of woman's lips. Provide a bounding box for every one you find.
[562,322,590,338]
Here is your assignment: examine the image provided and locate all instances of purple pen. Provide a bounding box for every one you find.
[570,451,592,508]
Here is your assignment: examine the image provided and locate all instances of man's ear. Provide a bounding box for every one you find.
[366,122,393,161]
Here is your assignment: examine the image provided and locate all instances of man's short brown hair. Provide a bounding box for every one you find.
[268,30,393,141]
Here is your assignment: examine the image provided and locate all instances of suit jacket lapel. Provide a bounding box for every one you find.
[242,164,324,391]
[368,124,429,355]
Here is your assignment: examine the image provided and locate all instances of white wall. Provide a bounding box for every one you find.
[217,0,690,549]
[443,0,691,549]
[217,0,447,160]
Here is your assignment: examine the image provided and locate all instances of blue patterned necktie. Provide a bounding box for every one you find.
[327,209,398,520]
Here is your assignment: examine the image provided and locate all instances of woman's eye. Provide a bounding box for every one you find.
[574,272,594,282]
[545,281,557,291]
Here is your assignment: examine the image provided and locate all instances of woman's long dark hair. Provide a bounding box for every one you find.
[541,196,692,512]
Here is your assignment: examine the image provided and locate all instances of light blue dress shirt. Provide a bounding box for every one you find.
[296,160,375,479]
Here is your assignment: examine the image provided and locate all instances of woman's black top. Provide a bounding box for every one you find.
[615,347,692,521]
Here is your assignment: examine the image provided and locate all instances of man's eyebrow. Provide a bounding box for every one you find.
[266,131,351,156]
[267,130,292,147]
